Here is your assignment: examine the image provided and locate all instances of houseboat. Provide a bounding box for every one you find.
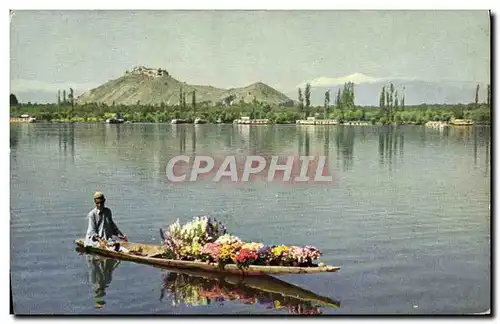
[10,114,36,123]
[106,114,126,124]
[194,118,207,124]
[234,117,269,125]
[171,119,189,124]
[450,118,474,126]
[296,117,338,125]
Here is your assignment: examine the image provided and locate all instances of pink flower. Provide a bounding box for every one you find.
[201,242,222,261]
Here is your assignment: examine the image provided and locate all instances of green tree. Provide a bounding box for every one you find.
[69,88,75,108]
[401,89,405,111]
[324,90,330,119]
[475,84,480,109]
[63,90,67,104]
[192,90,196,115]
[179,86,183,108]
[389,83,395,122]
[339,82,355,122]
[305,83,311,118]
[487,84,491,107]
[10,93,18,106]
[394,90,399,115]
[297,88,304,115]
[379,86,385,116]
[335,89,341,120]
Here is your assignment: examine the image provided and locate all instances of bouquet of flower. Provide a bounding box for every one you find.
[271,245,291,265]
[256,245,274,265]
[162,216,227,260]
[218,242,242,268]
[200,242,221,262]
[234,248,259,269]
[288,246,322,265]
[160,216,324,267]
[215,234,242,245]
[241,242,264,251]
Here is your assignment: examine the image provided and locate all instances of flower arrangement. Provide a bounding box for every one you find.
[271,245,291,265]
[162,216,227,260]
[160,216,323,268]
[234,248,259,269]
[200,243,221,262]
[241,242,264,250]
[256,245,274,265]
[215,234,242,245]
[288,246,322,266]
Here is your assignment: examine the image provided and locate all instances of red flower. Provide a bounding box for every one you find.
[235,248,259,264]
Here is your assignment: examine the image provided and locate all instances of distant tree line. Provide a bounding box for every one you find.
[9,82,491,125]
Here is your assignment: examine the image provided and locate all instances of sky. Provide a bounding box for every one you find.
[10,10,491,102]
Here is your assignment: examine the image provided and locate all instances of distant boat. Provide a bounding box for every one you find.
[194,118,207,124]
[450,118,474,126]
[234,117,270,124]
[10,114,36,123]
[171,119,189,124]
[106,114,126,124]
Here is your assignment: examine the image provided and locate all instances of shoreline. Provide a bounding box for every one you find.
[10,120,491,127]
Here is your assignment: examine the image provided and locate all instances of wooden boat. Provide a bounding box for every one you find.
[74,239,340,277]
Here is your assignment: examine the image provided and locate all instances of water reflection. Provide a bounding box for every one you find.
[10,125,21,149]
[56,124,76,163]
[176,125,187,154]
[335,126,355,171]
[485,130,490,176]
[11,124,491,179]
[324,127,330,159]
[192,125,197,154]
[85,255,121,309]
[159,270,340,315]
[378,126,404,170]
[472,127,491,175]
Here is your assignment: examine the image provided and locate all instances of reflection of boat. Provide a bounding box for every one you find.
[450,118,474,126]
[159,268,341,314]
[425,121,449,128]
[74,239,340,276]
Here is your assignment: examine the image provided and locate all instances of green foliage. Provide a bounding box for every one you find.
[487,84,491,107]
[379,86,385,115]
[10,94,18,106]
[304,83,311,118]
[475,84,480,108]
[9,97,491,126]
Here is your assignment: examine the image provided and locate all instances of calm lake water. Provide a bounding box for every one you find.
[10,123,491,315]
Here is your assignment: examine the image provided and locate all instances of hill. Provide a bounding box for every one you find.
[76,66,294,107]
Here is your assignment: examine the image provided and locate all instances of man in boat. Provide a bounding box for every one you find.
[84,192,128,247]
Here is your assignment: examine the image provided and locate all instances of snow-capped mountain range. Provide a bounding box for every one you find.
[288,73,489,107]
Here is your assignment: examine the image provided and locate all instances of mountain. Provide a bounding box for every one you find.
[288,74,489,107]
[76,66,294,107]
